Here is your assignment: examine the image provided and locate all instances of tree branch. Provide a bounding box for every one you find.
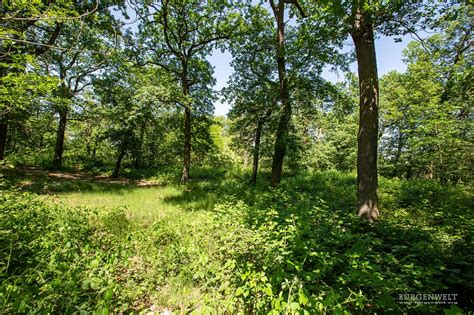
[285,0,306,18]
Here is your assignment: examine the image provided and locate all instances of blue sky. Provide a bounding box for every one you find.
[210,33,414,116]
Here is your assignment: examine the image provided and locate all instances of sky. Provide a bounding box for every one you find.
[209,33,415,116]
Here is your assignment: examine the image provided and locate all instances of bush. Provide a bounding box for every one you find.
[202,174,473,313]
[0,192,129,313]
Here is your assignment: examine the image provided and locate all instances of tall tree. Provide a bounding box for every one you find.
[0,2,68,160]
[42,13,120,168]
[94,62,176,177]
[0,1,124,161]
[225,5,277,182]
[133,0,241,182]
[227,1,344,183]
[379,3,473,182]
[267,0,306,185]
[311,0,441,221]
[350,1,380,221]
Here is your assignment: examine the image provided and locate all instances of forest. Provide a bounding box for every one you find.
[0,0,472,313]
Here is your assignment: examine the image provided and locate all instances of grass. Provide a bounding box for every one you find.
[1,166,473,313]
[58,186,185,222]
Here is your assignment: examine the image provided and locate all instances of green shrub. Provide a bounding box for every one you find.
[0,192,130,313]
[202,174,473,313]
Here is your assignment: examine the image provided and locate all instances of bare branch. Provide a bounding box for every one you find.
[285,0,306,18]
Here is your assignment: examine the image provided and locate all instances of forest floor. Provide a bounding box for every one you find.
[0,165,162,189]
[1,166,473,313]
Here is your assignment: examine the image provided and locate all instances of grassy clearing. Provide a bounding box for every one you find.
[58,186,184,222]
[1,167,473,313]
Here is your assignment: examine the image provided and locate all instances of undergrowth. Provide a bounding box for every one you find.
[0,170,472,313]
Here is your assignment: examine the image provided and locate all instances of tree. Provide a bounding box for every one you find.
[225,5,278,182]
[0,1,123,160]
[227,1,345,183]
[379,3,473,182]
[294,74,359,172]
[267,0,306,185]
[311,0,440,221]
[0,1,126,163]
[349,1,380,222]
[0,2,67,160]
[133,0,241,182]
[94,62,177,177]
[0,57,58,160]
[40,12,120,168]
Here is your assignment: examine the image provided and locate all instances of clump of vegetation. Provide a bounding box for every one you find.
[1,171,472,313]
[0,191,129,313]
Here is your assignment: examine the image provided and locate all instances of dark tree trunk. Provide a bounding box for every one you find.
[0,121,7,160]
[53,109,68,168]
[112,150,126,178]
[251,121,263,183]
[86,142,91,156]
[181,71,191,183]
[0,57,11,161]
[134,121,146,169]
[182,107,191,182]
[351,8,380,222]
[270,0,291,185]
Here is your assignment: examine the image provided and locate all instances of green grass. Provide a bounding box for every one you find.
[1,167,473,313]
[57,186,184,222]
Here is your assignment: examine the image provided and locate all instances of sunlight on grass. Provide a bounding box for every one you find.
[57,185,184,222]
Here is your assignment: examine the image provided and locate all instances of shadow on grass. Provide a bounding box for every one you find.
[0,166,155,195]
[162,170,474,310]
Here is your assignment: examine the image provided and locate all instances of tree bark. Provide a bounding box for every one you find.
[270,0,291,185]
[182,107,191,182]
[181,70,191,183]
[351,7,380,222]
[134,121,146,169]
[0,57,11,161]
[0,121,7,160]
[53,108,68,168]
[394,128,403,176]
[251,121,263,183]
[112,150,126,178]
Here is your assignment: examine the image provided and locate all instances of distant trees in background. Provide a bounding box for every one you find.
[379,3,472,182]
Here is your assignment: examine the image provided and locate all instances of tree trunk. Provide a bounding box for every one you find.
[53,108,68,168]
[351,8,380,222]
[394,128,403,176]
[112,150,126,178]
[181,107,191,182]
[0,58,10,161]
[251,121,263,183]
[0,121,7,160]
[181,71,191,183]
[270,0,291,185]
[134,121,146,169]
[86,142,91,156]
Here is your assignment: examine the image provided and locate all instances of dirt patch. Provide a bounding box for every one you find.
[1,165,163,189]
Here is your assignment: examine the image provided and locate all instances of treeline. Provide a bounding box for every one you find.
[1,1,471,220]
